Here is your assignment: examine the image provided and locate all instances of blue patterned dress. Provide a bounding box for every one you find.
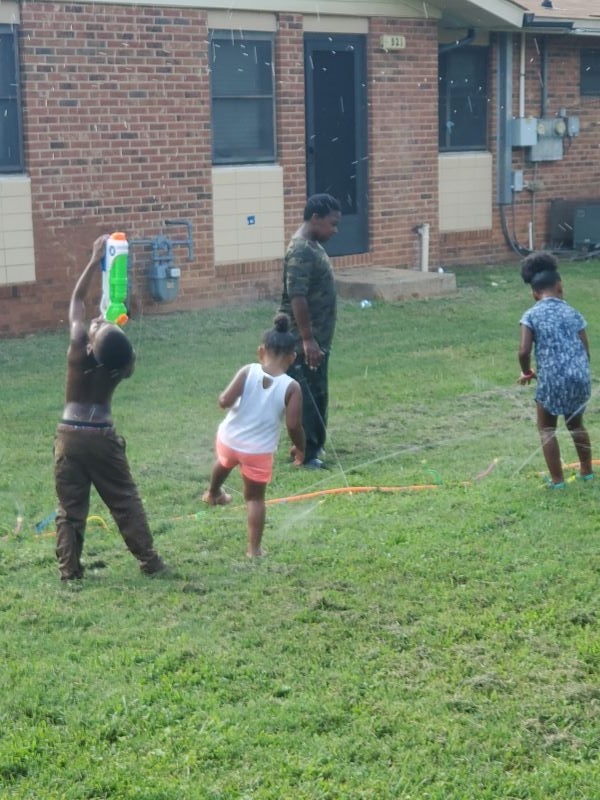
[520,297,590,416]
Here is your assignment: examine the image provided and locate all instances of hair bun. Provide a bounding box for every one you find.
[521,252,559,285]
[273,312,290,333]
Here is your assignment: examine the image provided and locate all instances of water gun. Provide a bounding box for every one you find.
[100,231,129,326]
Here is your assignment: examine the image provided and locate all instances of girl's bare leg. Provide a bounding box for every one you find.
[203,461,233,505]
[243,477,267,557]
[537,404,563,484]
[565,412,593,476]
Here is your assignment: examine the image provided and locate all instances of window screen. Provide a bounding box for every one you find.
[438,46,489,151]
[0,25,24,172]
[581,49,600,96]
[210,31,275,164]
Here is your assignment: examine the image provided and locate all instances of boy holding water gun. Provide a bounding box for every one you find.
[54,234,167,581]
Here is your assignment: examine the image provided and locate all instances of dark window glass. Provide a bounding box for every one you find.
[310,50,357,216]
[438,46,489,151]
[581,49,600,96]
[0,25,23,172]
[210,32,275,164]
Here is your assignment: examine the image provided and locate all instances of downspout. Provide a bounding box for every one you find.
[439,28,475,54]
[498,32,528,255]
[497,32,513,209]
[519,33,526,118]
[520,33,535,248]
[540,37,549,117]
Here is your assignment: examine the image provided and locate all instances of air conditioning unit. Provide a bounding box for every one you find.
[549,199,578,248]
[573,205,600,249]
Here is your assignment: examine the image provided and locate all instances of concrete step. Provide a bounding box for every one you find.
[335,267,457,302]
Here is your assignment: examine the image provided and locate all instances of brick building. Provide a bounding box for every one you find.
[1,0,599,335]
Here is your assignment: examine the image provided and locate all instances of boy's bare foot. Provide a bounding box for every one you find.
[202,490,232,506]
[247,547,266,558]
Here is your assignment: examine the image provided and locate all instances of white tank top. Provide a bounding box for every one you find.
[218,363,295,454]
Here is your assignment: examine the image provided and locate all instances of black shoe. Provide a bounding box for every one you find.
[304,457,328,470]
[141,556,169,576]
[60,567,84,581]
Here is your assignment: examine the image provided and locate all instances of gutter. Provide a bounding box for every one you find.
[521,15,600,36]
[522,14,574,32]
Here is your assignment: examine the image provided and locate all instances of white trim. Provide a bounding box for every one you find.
[304,15,368,34]
[207,11,276,31]
[35,1,600,29]
[445,1,524,29]
[47,1,439,19]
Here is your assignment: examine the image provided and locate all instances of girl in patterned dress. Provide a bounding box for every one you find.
[518,252,593,488]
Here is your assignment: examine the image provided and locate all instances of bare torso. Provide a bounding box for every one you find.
[61,339,122,423]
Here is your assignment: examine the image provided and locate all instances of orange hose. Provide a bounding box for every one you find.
[4,461,504,540]
[565,459,600,469]
[265,484,440,505]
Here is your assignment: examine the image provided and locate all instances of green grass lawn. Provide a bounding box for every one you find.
[1,260,599,799]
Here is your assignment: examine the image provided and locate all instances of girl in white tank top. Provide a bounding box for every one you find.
[203,314,306,557]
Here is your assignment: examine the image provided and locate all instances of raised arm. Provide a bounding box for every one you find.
[69,234,108,336]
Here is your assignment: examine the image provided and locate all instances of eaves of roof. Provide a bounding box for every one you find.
[434,0,600,35]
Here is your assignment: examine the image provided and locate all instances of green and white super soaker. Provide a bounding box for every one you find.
[100,232,129,326]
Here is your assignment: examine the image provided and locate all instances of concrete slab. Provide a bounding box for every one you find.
[335,267,457,302]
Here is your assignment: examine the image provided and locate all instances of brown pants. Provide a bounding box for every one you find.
[54,424,164,580]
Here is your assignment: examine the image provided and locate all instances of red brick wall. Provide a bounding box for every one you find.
[5,1,216,335]
[368,18,440,271]
[440,34,600,267]
[5,2,600,336]
[510,37,600,254]
[274,14,306,240]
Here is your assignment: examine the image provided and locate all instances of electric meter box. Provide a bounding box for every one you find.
[511,117,538,147]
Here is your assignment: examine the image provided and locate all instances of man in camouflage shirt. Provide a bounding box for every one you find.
[280,193,342,468]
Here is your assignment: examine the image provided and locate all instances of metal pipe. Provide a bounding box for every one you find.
[519,33,526,118]
[540,37,549,118]
[415,223,430,272]
[496,33,513,206]
[439,28,475,55]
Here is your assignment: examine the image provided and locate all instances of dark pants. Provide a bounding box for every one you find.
[54,424,164,580]
[289,352,329,462]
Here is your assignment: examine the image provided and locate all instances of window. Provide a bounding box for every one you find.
[581,49,600,96]
[0,25,24,172]
[438,46,489,151]
[210,30,275,165]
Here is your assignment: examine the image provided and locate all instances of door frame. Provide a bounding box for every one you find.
[304,33,369,256]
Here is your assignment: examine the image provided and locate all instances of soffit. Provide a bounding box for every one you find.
[432,0,600,32]
[517,1,600,18]
[430,0,526,30]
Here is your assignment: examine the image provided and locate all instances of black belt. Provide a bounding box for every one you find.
[60,419,112,428]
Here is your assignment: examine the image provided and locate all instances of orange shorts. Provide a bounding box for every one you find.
[216,437,273,484]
